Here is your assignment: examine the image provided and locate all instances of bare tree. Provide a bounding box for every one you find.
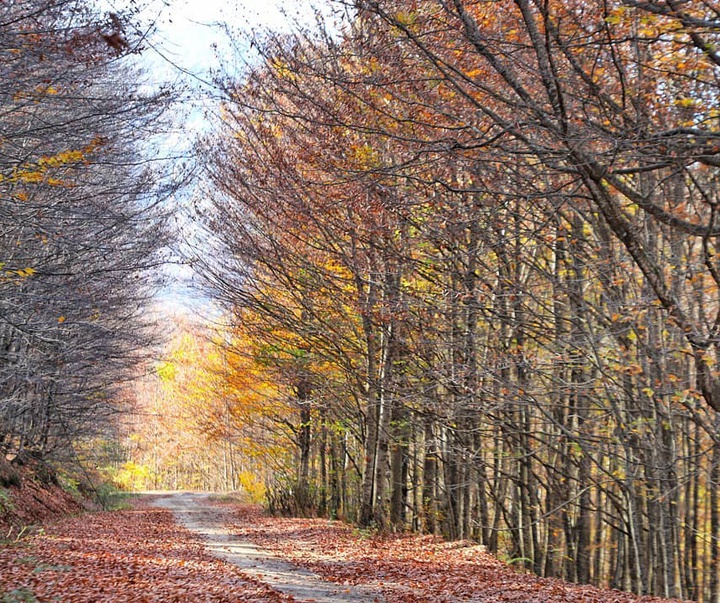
[0,0,176,466]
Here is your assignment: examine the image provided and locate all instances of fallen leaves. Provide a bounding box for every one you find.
[0,496,689,603]
[0,456,86,540]
[0,497,293,602]
[224,503,686,603]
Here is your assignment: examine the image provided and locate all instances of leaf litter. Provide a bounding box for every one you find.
[224,503,687,603]
[0,495,689,603]
[0,497,293,602]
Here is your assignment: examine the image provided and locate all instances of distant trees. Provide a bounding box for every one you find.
[196,0,720,600]
[0,1,174,466]
[119,319,283,500]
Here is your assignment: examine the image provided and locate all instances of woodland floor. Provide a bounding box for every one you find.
[0,491,689,603]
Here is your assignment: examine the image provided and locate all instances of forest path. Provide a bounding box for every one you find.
[153,492,384,603]
[0,491,683,603]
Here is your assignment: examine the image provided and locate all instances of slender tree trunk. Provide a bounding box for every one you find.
[390,401,409,527]
[710,434,720,603]
[359,271,382,526]
[422,417,439,534]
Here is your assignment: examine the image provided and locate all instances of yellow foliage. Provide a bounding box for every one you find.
[348,143,380,169]
[8,144,96,187]
[270,58,295,81]
[123,321,304,493]
[109,461,154,491]
[38,149,85,168]
[394,10,418,28]
[605,6,627,25]
[15,170,45,184]
[156,361,177,382]
[3,267,37,280]
[238,470,266,503]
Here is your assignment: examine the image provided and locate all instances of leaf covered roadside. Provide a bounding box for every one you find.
[0,496,690,603]
[226,503,686,603]
[0,464,85,540]
[0,498,293,603]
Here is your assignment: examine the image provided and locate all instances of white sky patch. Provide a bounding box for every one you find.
[144,0,325,84]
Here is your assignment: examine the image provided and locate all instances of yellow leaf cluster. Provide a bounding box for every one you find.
[3,266,36,279]
[348,143,380,169]
[37,149,85,168]
[4,144,97,188]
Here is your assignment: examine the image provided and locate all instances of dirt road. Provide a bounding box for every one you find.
[154,492,384,603]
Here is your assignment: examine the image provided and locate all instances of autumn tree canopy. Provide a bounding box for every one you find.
[188,0,720,600]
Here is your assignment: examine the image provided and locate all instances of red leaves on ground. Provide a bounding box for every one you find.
[0,457,86,538]
[0,496,689,603]
[0,497,293,603]
[226,504,686,603]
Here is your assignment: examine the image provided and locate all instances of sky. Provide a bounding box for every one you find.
[142,0,328,315]
[145,0,325,83]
